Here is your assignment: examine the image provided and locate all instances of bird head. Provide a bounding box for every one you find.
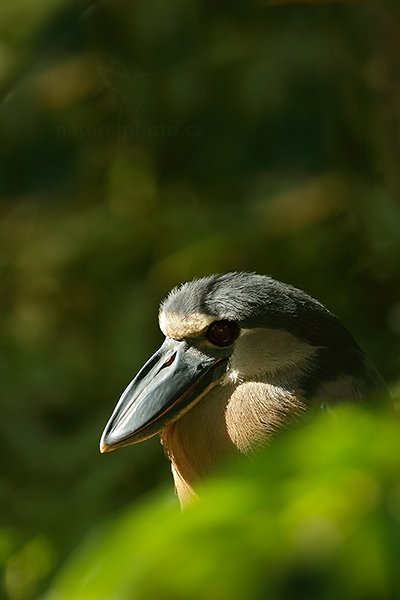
[100,272,383,454]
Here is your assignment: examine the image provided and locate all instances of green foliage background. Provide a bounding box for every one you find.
[0,0,399,598]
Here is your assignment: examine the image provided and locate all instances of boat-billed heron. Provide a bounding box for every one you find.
[100,272,387,505]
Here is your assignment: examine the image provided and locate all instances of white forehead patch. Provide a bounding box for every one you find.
[159,311,215,340]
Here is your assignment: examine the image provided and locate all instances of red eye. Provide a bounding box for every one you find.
[206,320,240,347]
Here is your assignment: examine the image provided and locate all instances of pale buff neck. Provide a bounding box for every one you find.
[161,375,306,508]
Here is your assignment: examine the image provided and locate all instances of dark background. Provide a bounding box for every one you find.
[0,1,399,598]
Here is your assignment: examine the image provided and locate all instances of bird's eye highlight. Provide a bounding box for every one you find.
[206,320,240,347]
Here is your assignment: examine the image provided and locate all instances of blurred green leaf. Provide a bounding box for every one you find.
[43,406,400,600]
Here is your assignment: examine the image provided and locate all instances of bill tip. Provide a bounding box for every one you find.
[99,436,112,454]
